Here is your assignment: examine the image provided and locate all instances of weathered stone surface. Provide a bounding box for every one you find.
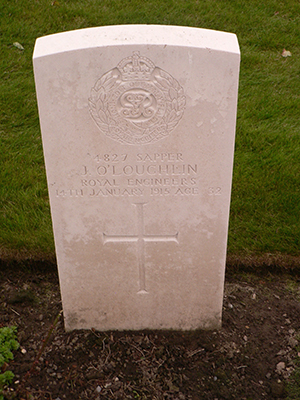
[33,25,240,331]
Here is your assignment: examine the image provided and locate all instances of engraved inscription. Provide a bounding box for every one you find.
[208,187,222,195]
[103,203,178,293]
[93,154,128,163]
[54,152,223,198]
[89,52,186,145]
[56,189,83,198]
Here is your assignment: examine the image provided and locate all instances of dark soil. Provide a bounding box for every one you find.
[1,265,300,400]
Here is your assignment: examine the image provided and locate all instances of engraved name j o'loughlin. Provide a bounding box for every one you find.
[89,52,186,145]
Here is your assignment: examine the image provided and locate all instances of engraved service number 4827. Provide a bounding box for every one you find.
[94,154,128,163]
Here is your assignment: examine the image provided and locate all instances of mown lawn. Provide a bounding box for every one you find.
[1,0,300,258]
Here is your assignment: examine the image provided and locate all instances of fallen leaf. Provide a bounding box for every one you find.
[13,42,24,50]
[282,48,292,57]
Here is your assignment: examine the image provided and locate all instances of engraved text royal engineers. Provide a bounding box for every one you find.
[89,52,186,145]
[33,25,240,331]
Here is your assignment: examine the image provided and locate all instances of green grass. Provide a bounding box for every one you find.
[0,0,300,257]
[0,326,19,399]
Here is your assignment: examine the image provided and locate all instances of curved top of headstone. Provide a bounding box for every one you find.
[33,25,240,59]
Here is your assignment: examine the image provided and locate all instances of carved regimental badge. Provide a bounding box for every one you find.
[89,52,186,145]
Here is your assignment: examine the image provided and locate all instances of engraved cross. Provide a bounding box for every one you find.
[103,203,178,294]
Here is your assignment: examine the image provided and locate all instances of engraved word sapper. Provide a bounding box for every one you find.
[33,25,240,331]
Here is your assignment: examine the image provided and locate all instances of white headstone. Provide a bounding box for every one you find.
[33,25,240,331]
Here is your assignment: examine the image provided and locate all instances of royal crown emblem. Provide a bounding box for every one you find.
[89,52,186,145]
